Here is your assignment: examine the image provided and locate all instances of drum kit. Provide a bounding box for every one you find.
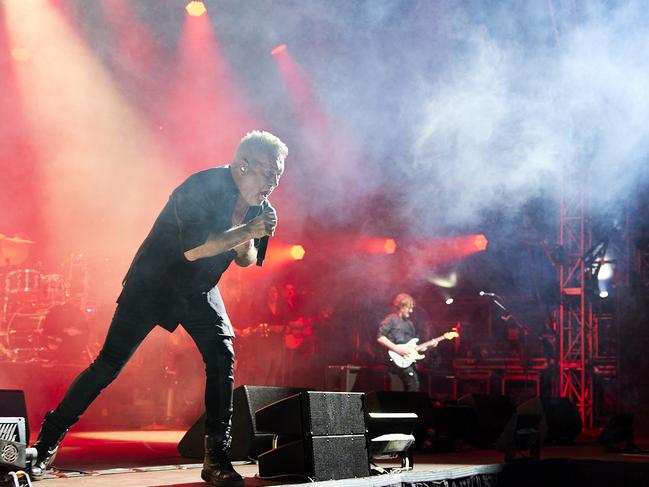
[0,234,92,364]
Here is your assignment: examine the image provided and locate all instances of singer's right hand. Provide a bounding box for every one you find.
[246,208,277,239]
[233,238,254,257]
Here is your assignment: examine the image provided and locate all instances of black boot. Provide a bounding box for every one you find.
[201,435,243,486]
[30,411,69,481]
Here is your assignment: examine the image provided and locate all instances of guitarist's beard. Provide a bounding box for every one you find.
[398,307,413,319]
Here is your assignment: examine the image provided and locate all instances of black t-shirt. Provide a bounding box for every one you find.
[117,166,264,331]
[377,312,417,345]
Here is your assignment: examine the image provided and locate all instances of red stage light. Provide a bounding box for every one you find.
[11,47,31,62]
[290,245,305,260]
[384,238,397,254]
[474,234,488,251]
[271,44,287,56]
[185,1,206,17]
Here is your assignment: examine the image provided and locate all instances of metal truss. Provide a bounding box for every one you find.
[636,245,649,288]
[558,172,594,429]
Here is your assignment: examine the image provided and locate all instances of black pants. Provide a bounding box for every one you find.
[392,364,420,392]
[45,299,235,439]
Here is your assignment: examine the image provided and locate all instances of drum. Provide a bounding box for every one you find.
[40,274,68,304]
[5,269,40,302]
[6,303,89,364]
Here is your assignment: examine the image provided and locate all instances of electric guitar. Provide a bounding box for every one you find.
[388,331,459,368]
[237,323,285,338]
[284,310,330,350]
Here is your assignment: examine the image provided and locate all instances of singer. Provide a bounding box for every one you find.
[29,131,287,487]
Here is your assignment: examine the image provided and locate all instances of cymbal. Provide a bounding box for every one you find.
[0,234,35,266]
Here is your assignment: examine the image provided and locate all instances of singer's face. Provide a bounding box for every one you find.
[238,153,284,205]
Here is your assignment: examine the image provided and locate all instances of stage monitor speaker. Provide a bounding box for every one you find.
[517,396,582,443]
[0,391,28,445]
[457,394,516,447]
[256,391,369,481]
[258,436,369,482]
[363,391,434,448]
[351,367,389,392]
[177,385,305,460]
[426,405,478,452]
[256,391,366,437]
[597,413,638,452]
[495,412,542,461]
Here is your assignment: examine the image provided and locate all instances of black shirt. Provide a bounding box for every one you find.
[377,313,417,345]
[117,166,264,331]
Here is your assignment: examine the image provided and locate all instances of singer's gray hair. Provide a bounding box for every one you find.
[235,131,288,165]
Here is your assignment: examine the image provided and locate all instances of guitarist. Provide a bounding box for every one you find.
[255,284,288,386]
[376,293,421,392]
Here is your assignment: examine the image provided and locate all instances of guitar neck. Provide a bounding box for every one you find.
[417,334,448,350]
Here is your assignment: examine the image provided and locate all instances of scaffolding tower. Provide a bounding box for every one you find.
[558,171,594,428]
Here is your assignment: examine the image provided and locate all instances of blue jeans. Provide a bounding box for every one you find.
[46,296,235,439]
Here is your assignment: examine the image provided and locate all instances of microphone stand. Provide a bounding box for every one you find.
[489,295,534,398]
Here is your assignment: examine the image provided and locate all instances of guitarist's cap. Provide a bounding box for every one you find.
[392,293,415,311]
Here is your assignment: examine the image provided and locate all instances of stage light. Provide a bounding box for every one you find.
[366,412,417,469]
[290,245,305,260]
[596,255,614,299]
[271,44,287,56]
[356,236,398,255]
[598,260,614,281]
[384,238,397,254]
[445,297,454,305]
[185,1,206,17]
[428,271,458,288]
[0,416,37,472]
[10,48,31,63]
[474,234,488,251]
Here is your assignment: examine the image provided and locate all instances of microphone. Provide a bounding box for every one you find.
[255,202,274,267]
[256,236,269,267]
[479,291,496,297]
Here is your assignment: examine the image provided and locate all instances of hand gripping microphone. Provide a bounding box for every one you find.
[256,236,269,267]
[255,204,274,267]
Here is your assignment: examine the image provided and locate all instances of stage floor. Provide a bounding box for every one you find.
[28,429,649,487]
